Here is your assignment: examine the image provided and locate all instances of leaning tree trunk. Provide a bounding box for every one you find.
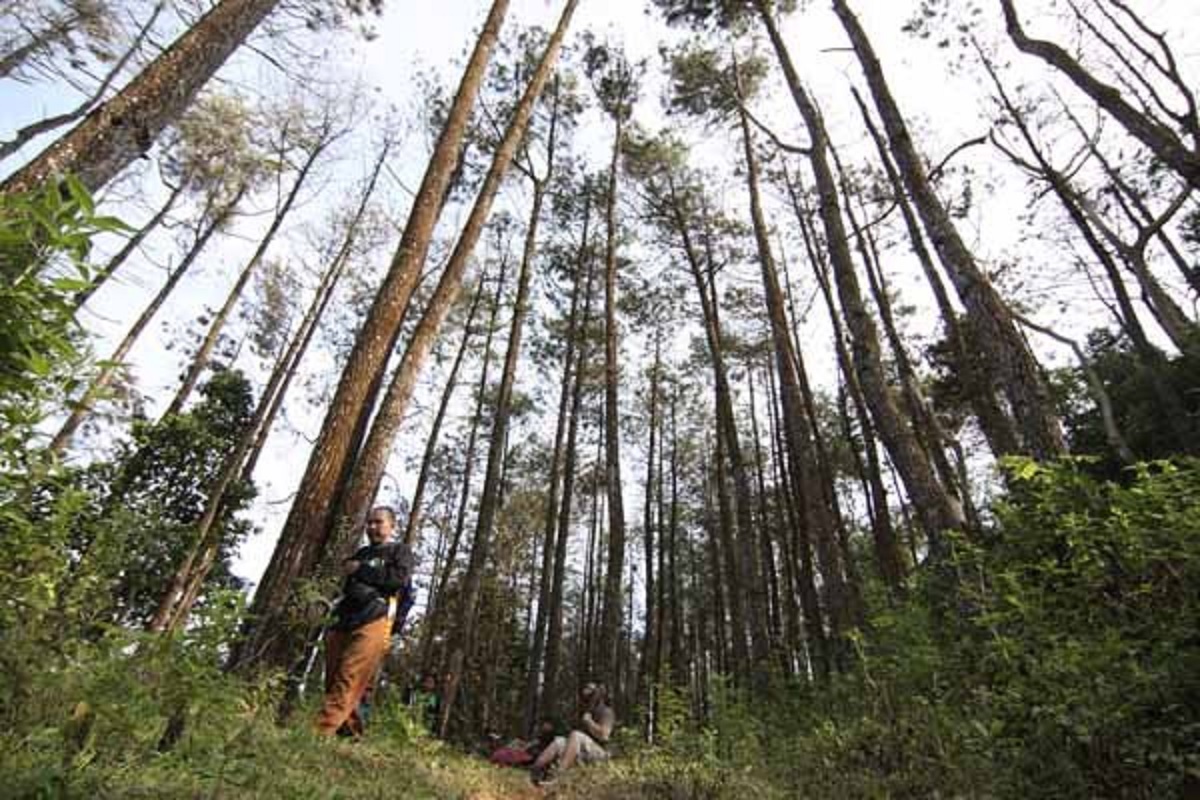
[2,0,283,195]
[162,138,327,420]
[435,13,583,719]
[998,0,1200,191]
[74,182,184,312]
[403,277,487,549]
[834,0,1065,460]
[50,191,243,454]
[233,0,510,673]
[754,0,966,553]
[847,94,1021,459]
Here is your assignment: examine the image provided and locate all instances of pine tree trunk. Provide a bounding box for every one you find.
[528,190,591,729]
[403,278,487,549]
[50,192,243,454]
[3,0,282,195]
[429,5,579,734]
[439,182,548,736]
[635,335,660,716]
[233,0,510,673]
[735,101,831,675]
[849,97,1021,459]
[163,139,326,419]
[754,0,966,552]
[667,393,685,687]
[543,244,598,717]
[75,182,183,312]
[418,259,507,674]
[597,111,629,688]
[835,0,1065,459]
[326,2,575,574]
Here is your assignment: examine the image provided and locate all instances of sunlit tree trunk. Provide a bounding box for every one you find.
[232,0,510,673]
[2,0,282,195]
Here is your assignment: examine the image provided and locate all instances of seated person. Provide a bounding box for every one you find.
[530,683,614,783]
[489,718,559,767]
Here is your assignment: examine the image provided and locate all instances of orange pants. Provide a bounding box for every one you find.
[315,615,392,736]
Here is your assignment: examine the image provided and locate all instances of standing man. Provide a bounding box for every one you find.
[530,682,615,783]
[315,506,413,737]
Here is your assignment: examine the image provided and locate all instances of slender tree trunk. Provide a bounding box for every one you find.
[437,178,548,739]
[981,58,1190,437]
[835,0,1065,459]
[233,0,510,672]
[597,111,628,688]
[528,195,591,728]
[636,334,660,715]
[74,182,184,312]
[3,0,283,195]
[50,192,243,454]
[735,100,831,674]
[404,276,488,549]
[328,3,575,575]
[544,245,598,716]
[418,258,508,674]
[163,138,327,419]
[667,393,685,687]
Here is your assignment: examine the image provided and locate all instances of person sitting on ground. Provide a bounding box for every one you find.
[530,683,615,783]
[489,717,559,768]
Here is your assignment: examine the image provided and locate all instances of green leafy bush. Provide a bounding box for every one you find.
[0,177,126,466]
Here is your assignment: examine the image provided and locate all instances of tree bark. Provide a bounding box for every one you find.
[835,0,1065,459]
[233,0,510,673]
[3,0,282,195]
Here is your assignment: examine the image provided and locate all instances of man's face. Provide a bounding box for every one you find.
[366,510,395,545]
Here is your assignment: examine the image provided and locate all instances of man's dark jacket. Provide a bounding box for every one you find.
[334,541,413,631]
